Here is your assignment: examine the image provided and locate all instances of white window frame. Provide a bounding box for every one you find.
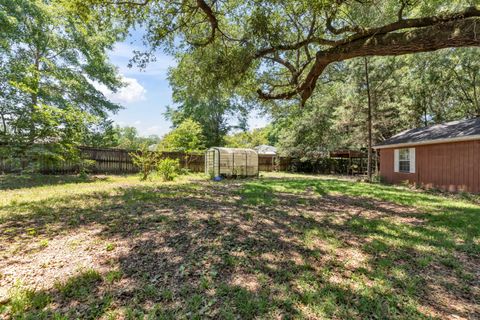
[394,148,415,173]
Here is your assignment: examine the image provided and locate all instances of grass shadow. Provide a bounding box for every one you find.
[0,174,478,319]
[0,174,109,191]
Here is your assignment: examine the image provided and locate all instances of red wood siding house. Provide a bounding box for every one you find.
[374,118,480,193]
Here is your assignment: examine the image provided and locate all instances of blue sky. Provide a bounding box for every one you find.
[103,31,269,137]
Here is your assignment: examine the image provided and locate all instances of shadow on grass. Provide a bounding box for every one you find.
[3,269,112,320]
[0,174,109,191]
[0,176,479,319]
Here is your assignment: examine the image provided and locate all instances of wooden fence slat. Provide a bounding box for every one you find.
[0,146,370,175]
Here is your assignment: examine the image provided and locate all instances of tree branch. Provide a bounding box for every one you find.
[325,15,363,35]
[254,37,337,59]
[191,0,219,46]
[258,16,480,104]
[343,6,480,44]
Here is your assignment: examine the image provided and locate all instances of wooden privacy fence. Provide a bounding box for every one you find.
[0,146,374,175]
[79,147,205,174]
[0,147,205,174]
[258,154,291,172]
[78,149,283,174]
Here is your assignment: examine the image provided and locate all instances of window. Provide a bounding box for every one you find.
[394,148,415,173]
[398,149,410,173]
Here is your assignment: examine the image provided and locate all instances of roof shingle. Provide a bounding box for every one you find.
[375,117,480,148]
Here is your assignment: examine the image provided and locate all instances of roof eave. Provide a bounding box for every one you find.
[373,134,480,149]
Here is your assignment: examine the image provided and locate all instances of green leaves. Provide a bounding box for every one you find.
[275,49,480,156]
[157,158,180,182]
[158,119,206,153]
[80,0,480,105]
[0,0,126,170]
[224,127,273,149]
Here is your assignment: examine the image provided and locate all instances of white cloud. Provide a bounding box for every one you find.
[134,120,142,125]
[96,76,147,105]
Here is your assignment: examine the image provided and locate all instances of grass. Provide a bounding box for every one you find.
[0,172,478,319]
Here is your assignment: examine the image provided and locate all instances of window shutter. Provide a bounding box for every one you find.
[394,149,399,173]
[409,148,416,173]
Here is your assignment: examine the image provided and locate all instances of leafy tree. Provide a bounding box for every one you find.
[401,48,480,122]
[224,127,273,149]
[0,0,125,168]
[130,144,157,181]
[275,86,344,159]
[276,48,480,160]
[82,120,121,148]
[158,119,205,169]
[165,52,251,147]
[158,119,205,153]
[165,97,246,148]
[448,49,480,118]
[79,0,480,105]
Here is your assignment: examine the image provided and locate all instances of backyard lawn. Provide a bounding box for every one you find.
[0,173,478,319]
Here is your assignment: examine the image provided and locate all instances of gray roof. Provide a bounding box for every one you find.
[148,144,158,151]
[375,117,480,148]
[254,145,277,155]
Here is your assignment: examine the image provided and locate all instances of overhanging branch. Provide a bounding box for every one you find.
[259,16,480,105]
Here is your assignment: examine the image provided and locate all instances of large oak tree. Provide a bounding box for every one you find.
[79,0,480,104]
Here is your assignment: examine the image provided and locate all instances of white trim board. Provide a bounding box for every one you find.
[373,135,480,149]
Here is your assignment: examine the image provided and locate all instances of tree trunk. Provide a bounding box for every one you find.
[364,57,373,182]
[28,48,41,145]
[473,72,479,117]
[0,109,6,136]
[424,105,428,126]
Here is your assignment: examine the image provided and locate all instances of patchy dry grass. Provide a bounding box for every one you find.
[0,172,478,319]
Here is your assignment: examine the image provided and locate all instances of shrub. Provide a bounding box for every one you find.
[78,159,96,177]
[157,158,180,181]
[130,145,158,181]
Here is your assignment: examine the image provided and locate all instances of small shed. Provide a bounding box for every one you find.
[205,147,258,178]
[374,118,480,193]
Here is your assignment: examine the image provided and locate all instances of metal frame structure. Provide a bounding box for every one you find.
[205,147,258,178]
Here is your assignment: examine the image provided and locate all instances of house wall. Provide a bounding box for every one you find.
[379,140,480,193]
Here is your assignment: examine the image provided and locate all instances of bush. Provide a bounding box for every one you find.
[157,158,180,181]
[130,145,158,181]
[78,159,96,176]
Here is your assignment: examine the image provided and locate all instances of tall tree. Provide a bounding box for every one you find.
[364,57,373,181]
[276,49,480,159]
[275,82,344,158]
[224,126,273,149]
[0,0,125,166]
[77,0,480,105]
[165,52,251,147]
[158,119,205,153]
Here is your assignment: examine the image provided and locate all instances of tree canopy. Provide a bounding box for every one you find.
[77,0,480,105]
[2,0,480,171]
[165,52,251,147]
[224,126,274,149]
[0,0,126,166]
[157,119,205,153]
[274,48,480,158]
